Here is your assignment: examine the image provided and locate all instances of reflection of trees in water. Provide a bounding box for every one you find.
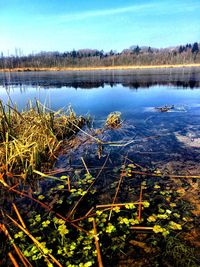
[2,80,200,91]
[124,80,200,89]
[1,68,200,89]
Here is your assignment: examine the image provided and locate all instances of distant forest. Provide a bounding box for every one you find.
[0,42,200,69]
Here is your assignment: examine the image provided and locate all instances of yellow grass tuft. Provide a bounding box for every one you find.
[0,101,85,181]
[105,112,121,129]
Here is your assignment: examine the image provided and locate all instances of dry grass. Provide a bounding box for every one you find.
[1,63,200,72]
[105,112,121,129]
[0,100,85,181]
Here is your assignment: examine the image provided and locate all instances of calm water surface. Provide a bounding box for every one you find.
[0,68,200,172]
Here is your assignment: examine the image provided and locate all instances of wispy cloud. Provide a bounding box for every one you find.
[59,3,155,22]
[56,1,200,23]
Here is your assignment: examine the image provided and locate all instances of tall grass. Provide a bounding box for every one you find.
[0,100,85,182]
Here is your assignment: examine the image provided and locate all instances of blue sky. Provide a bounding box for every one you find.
[0,0,200,55]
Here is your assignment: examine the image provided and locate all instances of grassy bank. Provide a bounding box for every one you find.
[1,63,200,72]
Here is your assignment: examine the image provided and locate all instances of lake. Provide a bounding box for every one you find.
[1,68,200,266]
[0,68,200,173]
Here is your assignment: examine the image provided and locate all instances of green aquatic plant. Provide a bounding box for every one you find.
[1,160,197,267]
[147,214,157,222]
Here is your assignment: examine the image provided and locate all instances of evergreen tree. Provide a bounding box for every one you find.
[134,45,140,54]
[192,42,199,53]
[179,46,183,53]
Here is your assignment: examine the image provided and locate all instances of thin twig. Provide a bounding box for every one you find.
[130,226,153,230]
[93,219,104,267]
[108,169,126,220]
[8,252,19,267]
[67,176,71,192]
[70,212,97,223]
[104,135,160,146]
[129,170,200,179]
[85,207,94,217]
[124,156,144,170]
[70,121,102,143]
[96,202,144,209]
[70,208,115,223]
[12,204,26,229]
[8,183,20,191]
[138,185,143,222]
[81,157,90,175]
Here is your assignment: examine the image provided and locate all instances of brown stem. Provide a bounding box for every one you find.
[8,252,19,267]
[93,219,104,267]
[138,185,143,222]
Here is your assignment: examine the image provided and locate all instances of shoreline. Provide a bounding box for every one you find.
[1,63,200,72]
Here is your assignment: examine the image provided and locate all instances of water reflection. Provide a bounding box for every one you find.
[1,68,200,89]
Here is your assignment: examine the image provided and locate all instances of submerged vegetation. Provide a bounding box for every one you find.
[0,100,200,266]
[1,162,200,266]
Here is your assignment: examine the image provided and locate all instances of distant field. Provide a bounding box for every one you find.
[1,63,200,72]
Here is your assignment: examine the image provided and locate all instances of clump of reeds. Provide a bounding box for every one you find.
[105,112,121,129]
[0,100,85,181]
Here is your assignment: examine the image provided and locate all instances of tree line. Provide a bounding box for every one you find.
[0,42,199,69]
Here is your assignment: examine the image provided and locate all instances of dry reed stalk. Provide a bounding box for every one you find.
[138,186,143,222]
[67,176,71,192]
[124,156,144,169]
[69,120,102,143]
[96,202,144,209]
[104,140,135,147]
[8,252,19,267]
[44,168,70,175]
[85,207,94,217]
[12,203,26,229]
[129,170,200,179]
[130,226,154,230]
[0,172,9,187]
[8,183,20,191]
[108,169,126,221]
[104,135,160,147]
[33,170,64,181]
[93,219,104,267]
[81,157,90,175]
[70,208,114,223]
[70,212,96,223]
